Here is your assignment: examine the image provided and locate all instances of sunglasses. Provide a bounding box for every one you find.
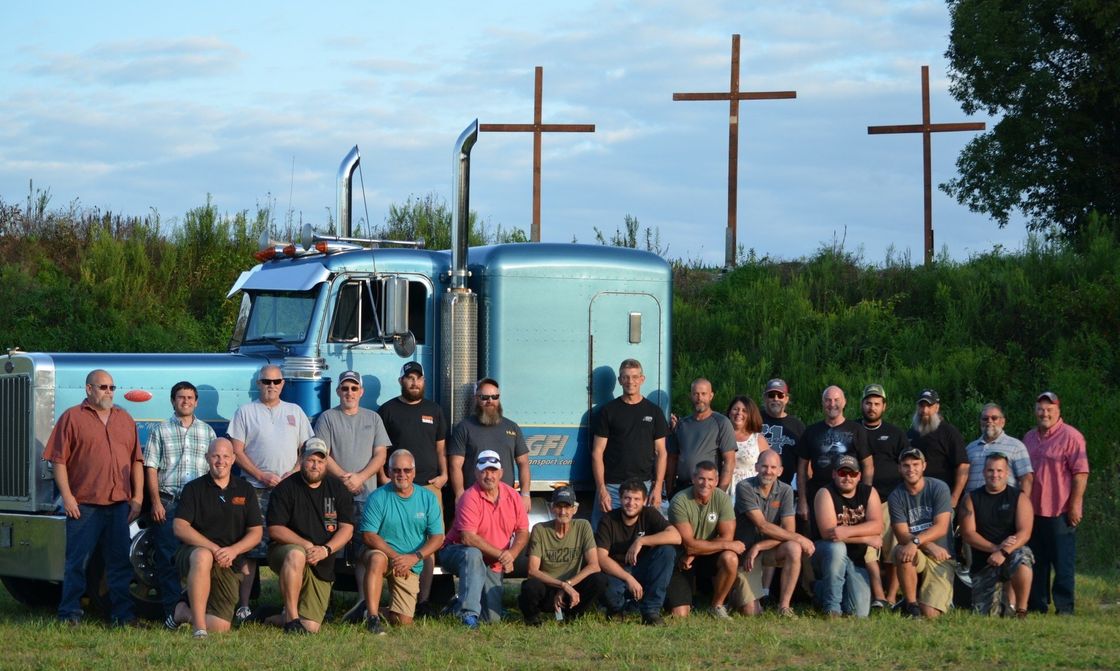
[477,457,500,466]
[339,385,361,392]
[390,467,414,474]
[836,470,860,478]
[478,394,500,401]
[766,391,786,399]
[91,384,117,391]
[980,415,1003,422]
[258,378,284,386]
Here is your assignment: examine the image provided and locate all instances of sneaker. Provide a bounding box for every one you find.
[192,629,208,640]
[461,613,480,630]
[365,613,386,635]
[777,606,798,619]
[1016,609,1028,620]
[163,613,179,630]
[711,604,731,620]
[283,618,308,635]
[870,599,891,611]
[901,602,922,619]
[641,613,666,627]
[341,599,368,624]
[234,606,253,626]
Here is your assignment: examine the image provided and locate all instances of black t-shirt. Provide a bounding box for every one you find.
[864,421,909,498]
[595,506,670,565]
[969,485,1021,570]
[798,419,869,497]
[176,474,262,550]
[595,397,669,483]
[760,412,805,485]
[906,421,968,488]
[378,397,449,484]
[267,473,354,581]
[819,482,873,566]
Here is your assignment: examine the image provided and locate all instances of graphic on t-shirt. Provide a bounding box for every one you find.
[763,424,793,455]
[836,503,867,527]
[814,428,857,470]
[323,496,338,533]
[907,505,933,534]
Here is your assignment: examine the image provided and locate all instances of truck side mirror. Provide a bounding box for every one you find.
[382,276,416,357]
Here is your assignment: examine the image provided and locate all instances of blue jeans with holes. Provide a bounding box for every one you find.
[59,502,135,623]
[813,540,871,617]
[1028,514,1077,614]
[439,544,505,622]
[152,494,182,616]
[601,544,675,617]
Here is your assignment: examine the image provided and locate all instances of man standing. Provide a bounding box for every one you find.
[906,389,969,507]
[439,450,530,628]
[965,403,1034,497]
[860,383,908,609]
[264,438,354,634]
[666,378,736,494]
[759,378,805,487]
[960,453,1034,617]
[43,369,143,626]
[1023,391,1089,615]
[732,450,813,617]
[314,369,390,615]
[167,438,263,638]
[359,449,444,634]
[890,448,955,618]
[146,380,217,626]
[377,361,449,613]
[520,487,606,625]
[228,364,313,621]
[595,479,681,626]
[591,358,669,529]
[812,454,882,618]
[796,386,872,524]
[665,461,744,618]
[449,378,531,507]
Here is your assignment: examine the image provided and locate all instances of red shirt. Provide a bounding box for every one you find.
[1023,418,1089,517]
[42,401,142,505]
[444,481,529,571]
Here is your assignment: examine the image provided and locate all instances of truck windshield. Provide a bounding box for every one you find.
[242,290,317,344]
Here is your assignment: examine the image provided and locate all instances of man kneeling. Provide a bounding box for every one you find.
[812,454,882,617]
[169,438,262,638]
[265,438,354,633]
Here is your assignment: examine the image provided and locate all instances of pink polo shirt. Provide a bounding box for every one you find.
[444,481,529,572]
[1023,418,1089,517]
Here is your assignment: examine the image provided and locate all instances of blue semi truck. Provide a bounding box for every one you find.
[0,122,672,614]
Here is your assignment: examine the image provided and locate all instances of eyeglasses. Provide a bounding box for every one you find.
[92,384,117,391]
[478,394,500,401]
[766,391,786,399]
[390,467,414,474]
[258,378,284,386]
[980,415,1004,422]
[836,470,860,478]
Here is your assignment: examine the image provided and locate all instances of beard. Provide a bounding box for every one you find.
[982,424,1002,441]
[476,402,504,426]
[401,385,423,402]
[302,467,324,484]
[911,411,941,436]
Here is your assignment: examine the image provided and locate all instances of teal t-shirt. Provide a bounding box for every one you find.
[360,483,443,574]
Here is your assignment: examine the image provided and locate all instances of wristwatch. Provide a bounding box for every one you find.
[911,536,921,547]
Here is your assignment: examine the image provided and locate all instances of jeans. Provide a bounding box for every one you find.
[519,573,607,620]
[813,541,871,617]
[1028,514,1077,614]
[439,544,505,622]
[152,494,182,616]
[602,544,675,617]
[59,502,135,623]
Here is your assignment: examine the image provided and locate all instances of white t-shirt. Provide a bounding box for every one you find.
[227,400,313,488]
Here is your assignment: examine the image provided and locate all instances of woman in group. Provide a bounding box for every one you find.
[726,395,771,499]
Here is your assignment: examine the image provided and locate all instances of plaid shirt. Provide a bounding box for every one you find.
[143,415,217,497]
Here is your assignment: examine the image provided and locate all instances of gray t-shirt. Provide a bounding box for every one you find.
[888,477,953,553]
[227,400,313,489]
[734,476,795,547]
[449,415,529,489]
[669,412,736,483]
[314,406,391,501]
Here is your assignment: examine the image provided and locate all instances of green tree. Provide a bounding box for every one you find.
[377,193,527,249]
[943,0,1120,238]
[593,214,666,255]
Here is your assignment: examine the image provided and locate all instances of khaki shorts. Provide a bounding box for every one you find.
[267,544,333,623]
[729,548,783,608]
[175,545,241,623]
[369,549,421,617]
[865,499,896,564]
[894,546,955,613]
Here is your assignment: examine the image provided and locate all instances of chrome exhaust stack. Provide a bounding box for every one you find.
[450,120,478,291]
[336,145,361,238]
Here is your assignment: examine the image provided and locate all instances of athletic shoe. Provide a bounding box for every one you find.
[233,606,252,626]
[777,606,798,619]
[163,613,179,630]
[461,613,480,630]
[901,602,922,618]
[365,613,386,635]
[641,613,666,626]
[283,618,308,634]
[192,629,208,639]
[870,599,891,611]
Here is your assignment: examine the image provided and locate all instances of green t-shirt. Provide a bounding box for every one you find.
[528,519,595,581]
[669,486,735,541]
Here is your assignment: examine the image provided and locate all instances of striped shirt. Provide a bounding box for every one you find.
[143,415,217,496]
[965,432,1033,494]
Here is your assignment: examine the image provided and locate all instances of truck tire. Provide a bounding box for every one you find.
[0,576,62,610]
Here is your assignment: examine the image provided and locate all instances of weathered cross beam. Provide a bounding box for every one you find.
[674,34,796,268]
[480,66,595,242]
[868,65,986,266]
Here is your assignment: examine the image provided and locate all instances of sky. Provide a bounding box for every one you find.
[0,1,1029,266]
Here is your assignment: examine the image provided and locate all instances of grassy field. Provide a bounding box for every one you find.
[2,570,1118,671]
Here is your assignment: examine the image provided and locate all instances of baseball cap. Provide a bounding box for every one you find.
[551,487,577,506]
[476,450,502,470]
[898,447,925,463]
[862,383,886,401]
[764,378,789,395]
[833,454,860,473]
[400,361,424,378]
[916,389,940,405]
[1037,391,1060,405]
[303,437,329,457]
[338,371,362,387]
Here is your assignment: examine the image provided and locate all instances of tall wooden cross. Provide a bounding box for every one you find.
[674,34,796,268]
[868,65,986,266]
[480,66,595,242]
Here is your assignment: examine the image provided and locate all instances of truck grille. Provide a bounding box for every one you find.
[0,375,31,499]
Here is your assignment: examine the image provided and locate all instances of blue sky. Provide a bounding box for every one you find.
[0,1,1028,265]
